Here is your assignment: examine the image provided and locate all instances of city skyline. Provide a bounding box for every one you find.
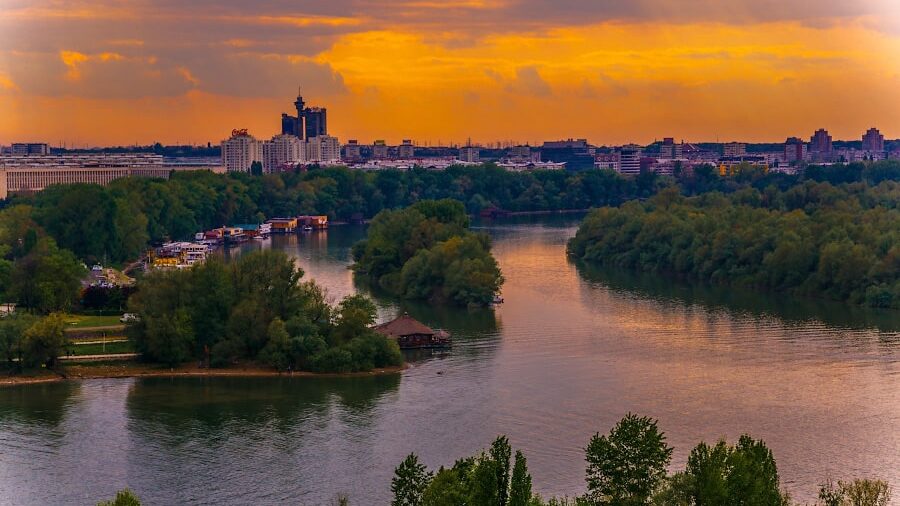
[1,1,900,145]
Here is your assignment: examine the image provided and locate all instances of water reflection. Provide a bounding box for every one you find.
[126,375,401,435]
[575,261,900,334]
[0,381,78,427]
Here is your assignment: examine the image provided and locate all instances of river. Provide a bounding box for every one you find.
[1,216,898,505]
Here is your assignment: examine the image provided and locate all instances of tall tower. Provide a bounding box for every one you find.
[294,85,305,117]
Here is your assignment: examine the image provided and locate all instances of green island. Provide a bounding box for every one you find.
[569,163,900,308]
[127,249,402,372]
[352,199,504,306]
[95,413,891,506]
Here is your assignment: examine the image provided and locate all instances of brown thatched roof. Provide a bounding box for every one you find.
[373,313,434,338]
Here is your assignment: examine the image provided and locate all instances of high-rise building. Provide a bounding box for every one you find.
[221,129,262,172]
[862,127,885,152]
[659,138,683,159]
[784,137,808,164]
[281,86,327,141]
[617,147,642,175]
[263,134,304,173]
[11,143,50,155]
[372,140,389,159]
[306,136,341,164]
[459,146,480,163]
[809,128,833,153]
[723,142,746,157]
[398,139,415,159]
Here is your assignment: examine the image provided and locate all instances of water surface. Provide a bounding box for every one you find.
[1,216,898,504]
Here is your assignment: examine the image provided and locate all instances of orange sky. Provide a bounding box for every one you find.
[1,0,899,146]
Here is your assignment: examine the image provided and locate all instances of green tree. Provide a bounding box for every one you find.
[9,238,84,313]
[819,479,891,506]
[685,440,729,505]
[584,414,673,505]
[0,312,38,370]
[139,309,194,367]
[332,294,377,344]
[491,436,513,506]
[22,313,68,368]
[725,435,785,505]
[422,464,471,506]
[96,489,141,506]
[392,453,433,506]
[509,450,533,506]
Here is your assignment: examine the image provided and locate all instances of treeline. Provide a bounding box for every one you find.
[352,200,504,306]
[1,165,668,266]
[388,414,892,506]
[568,179,900,308]
[128,249,402,373]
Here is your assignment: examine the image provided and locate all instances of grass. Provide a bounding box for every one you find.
[63,314,124,329]
[70,340,135,356]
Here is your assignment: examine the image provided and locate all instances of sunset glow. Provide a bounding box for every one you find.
[1,0,899,145]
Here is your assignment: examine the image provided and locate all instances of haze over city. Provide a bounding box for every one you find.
[2,0,900,146]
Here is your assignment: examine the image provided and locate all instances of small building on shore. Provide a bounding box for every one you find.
[373,313,451,349]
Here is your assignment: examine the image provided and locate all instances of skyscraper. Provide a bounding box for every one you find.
[809,128,832,153]
[862,127,885,152]
[281,86,328,141]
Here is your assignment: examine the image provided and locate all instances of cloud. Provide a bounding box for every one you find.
[512,66,552,96]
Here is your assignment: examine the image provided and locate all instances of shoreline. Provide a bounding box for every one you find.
[0,362,407,387]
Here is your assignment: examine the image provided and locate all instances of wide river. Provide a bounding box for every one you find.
[2,216,899,505]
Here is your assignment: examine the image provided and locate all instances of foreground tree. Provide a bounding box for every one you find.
[391,453,433,506]
[819,479,892,506]
[491,436,513,505]
[509,450,533,506]
[96,489,141,506]
[584,414,673,505]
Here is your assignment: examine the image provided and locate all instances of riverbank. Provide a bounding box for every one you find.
[0,362,407,386]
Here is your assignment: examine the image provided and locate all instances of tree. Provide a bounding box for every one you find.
[332,294,377,344]
[509,450,533,506]
[96,489,141,506]
[422,466,470,506]
[8,238,84,313]
[22,313,68,368]
[392,453,433,506]
[0,312,38,370]
[725,435,785,505]
[139,309,194,367]
[491,436,513,506]
[584,414,673,505]
[685,440,729,505]
[819,479,891,506]
[250,161,263,176]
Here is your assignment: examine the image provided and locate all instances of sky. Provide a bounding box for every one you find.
[1,0,899,147]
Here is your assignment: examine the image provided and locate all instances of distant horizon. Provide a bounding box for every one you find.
[3,132,896,151]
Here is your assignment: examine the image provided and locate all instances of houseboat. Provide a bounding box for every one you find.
[373,313,451,349]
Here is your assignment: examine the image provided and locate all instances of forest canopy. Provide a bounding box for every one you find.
[352,199,504,306]
[568,179,900,308]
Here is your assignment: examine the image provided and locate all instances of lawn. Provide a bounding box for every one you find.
[70,340,135,356]
[63,314,124,329]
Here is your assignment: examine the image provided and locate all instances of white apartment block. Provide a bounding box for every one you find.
[263,134,304,173]
[221,130,262,172]
[306,135,342,164]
